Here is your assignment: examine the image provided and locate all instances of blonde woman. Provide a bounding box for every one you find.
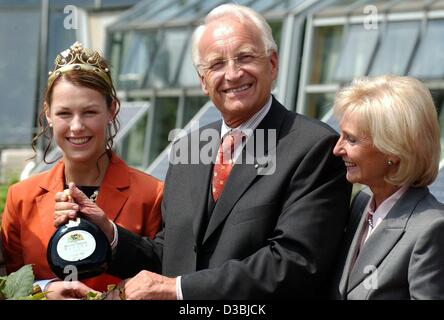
[332,75,444,299]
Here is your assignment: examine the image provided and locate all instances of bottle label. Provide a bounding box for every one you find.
[56,230,97,262]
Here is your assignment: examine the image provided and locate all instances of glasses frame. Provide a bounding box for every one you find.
[198,51,269,76]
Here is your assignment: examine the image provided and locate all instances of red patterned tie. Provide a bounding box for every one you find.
[212,131,242,201]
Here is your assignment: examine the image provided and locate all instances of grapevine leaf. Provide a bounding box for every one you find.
[29,292,48,300]
[3,265,34,299]
[84,291,101,300]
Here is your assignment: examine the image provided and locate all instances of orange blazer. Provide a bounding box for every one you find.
[1,153,163,292]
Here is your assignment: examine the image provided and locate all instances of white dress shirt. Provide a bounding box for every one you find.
[359,186,407,250]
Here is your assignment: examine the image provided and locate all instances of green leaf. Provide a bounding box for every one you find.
[0,277,6,290]
[84,291,100,300]
[13,292,47,300]
[29,292,47,300]
[3,264,35,299]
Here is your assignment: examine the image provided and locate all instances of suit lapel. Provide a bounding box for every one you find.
[202,97,287,244]
[36,154,130,249]
[192,121,221,244]
[37,161,65,246]
[203,159,258,244]
[95,154,130,222]
[347,187,428,294]
[339,191,370,298]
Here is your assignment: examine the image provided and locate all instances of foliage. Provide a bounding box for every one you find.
[0,264,47,300]
[0,184,8,217]
[84,284,117,300]
[0,177,18,226]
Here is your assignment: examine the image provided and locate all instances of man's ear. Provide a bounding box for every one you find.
[199,73,209,96]
[270,51,279,81]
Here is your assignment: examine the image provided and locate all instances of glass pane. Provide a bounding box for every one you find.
[431,0,444,10]
[121,113,148,168]
[150,98,178,162]
[47,0,94,8]
[269,20,283,49]
[266,0,305,14]
[350,0,390,16]
[389,0,429,12]
[177,33,201,87]
[310,25,343,84]
[174,0,223,20]
[146,29,190,89]
[111,0,157,27]
[0,0,39,6]
[0,9,40,146]
[109,32,123,83]
[98,0,141,8]
[131,0,180,24]
[334,23,379,82]
[369,21,420,76]
[183,96,208,126]
[315,0,359,17]
[118,30,158,90]
[409,20,444,80]
[249,0,281,12]
[47,10,77,68]
[305,92,335,119]
[145,3,184,23]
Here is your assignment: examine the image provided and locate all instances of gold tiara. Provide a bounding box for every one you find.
[47,41,112,89]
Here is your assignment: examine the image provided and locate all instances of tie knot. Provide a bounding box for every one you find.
[219,130,244,164]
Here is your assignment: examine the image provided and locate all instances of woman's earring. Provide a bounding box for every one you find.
[387,160,393,166]
[49,123,53,128]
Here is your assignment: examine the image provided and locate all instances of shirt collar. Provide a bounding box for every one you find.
[220,95,272,139]
[368,186,408,222]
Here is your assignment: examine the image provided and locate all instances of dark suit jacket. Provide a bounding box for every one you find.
[333,186,444,299]
[109,97,351,299]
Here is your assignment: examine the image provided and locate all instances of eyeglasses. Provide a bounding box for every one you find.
[199,52,267,75]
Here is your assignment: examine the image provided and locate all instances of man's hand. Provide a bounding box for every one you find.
[54,182,114,242]
[45,280,97,300]
[110,271,177,300]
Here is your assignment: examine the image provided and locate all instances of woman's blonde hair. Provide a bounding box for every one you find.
[333,75,440,187]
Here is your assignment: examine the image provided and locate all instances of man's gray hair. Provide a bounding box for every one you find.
[191,4,278,75]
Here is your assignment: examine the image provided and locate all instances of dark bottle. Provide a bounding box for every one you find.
[47,217,111,280]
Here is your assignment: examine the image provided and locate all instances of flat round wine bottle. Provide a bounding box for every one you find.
[47,217,111,280]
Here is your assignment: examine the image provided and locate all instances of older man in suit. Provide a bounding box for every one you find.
[56,3,351,299]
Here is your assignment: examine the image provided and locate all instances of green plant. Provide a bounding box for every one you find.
[0,177,17,225]
[0,264,47,300]
[0,184,9,216]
